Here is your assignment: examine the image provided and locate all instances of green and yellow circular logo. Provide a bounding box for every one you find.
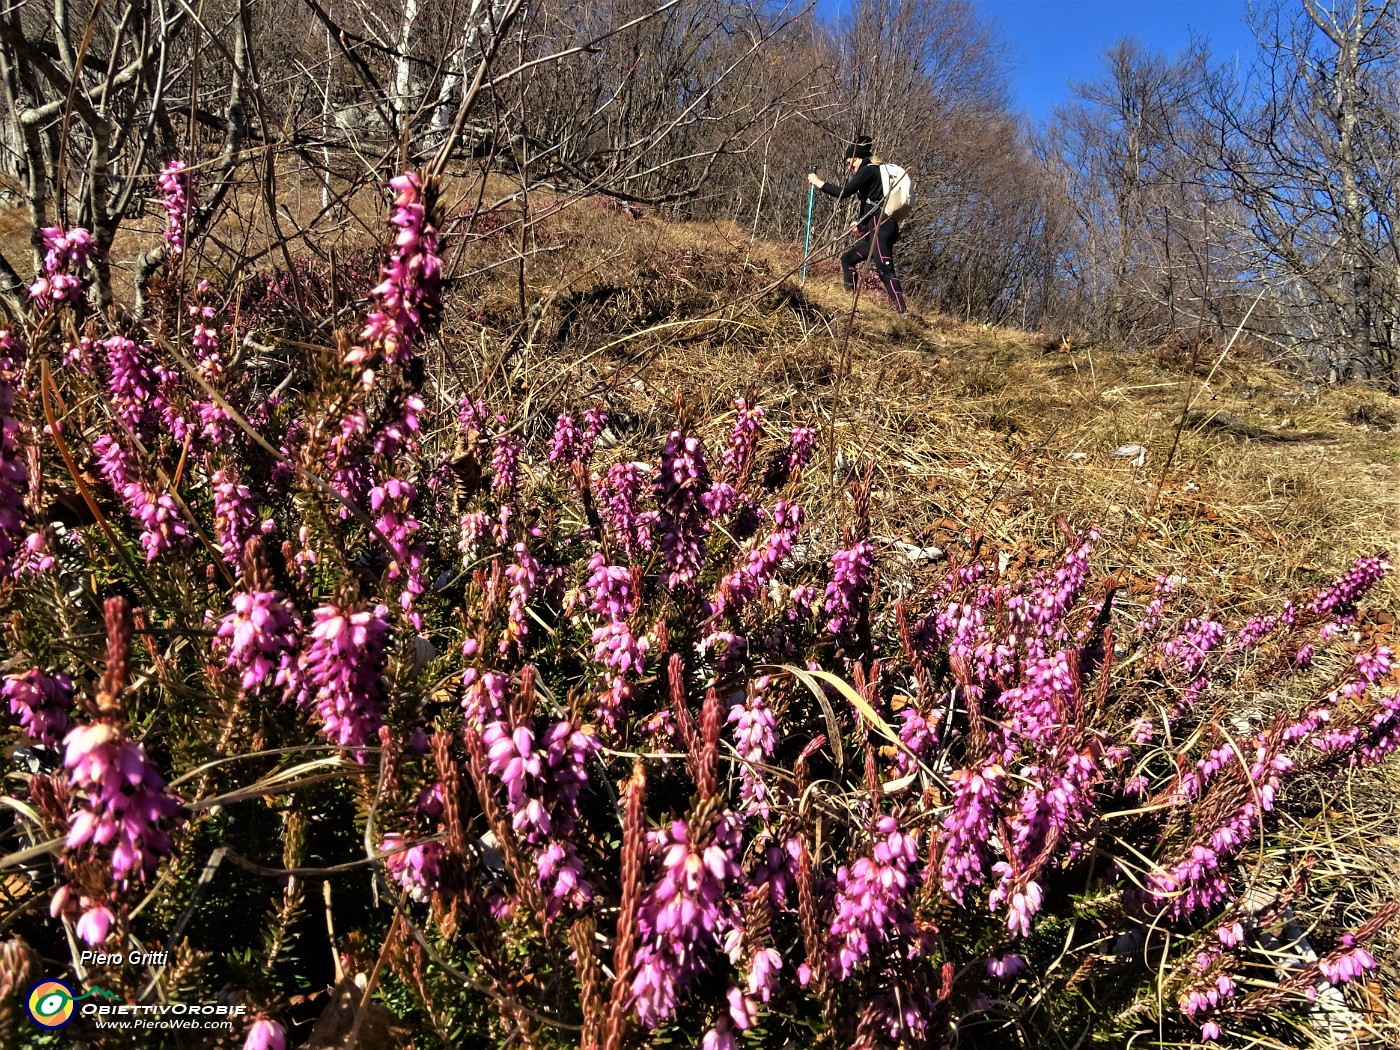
[25,979,77,1029]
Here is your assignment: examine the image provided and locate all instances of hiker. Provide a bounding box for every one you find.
[808,136,907,314]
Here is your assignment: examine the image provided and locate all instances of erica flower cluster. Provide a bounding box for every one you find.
[584,554,647,723]
[0,352,28,575]
[482,715,599,911]
[827,815,920,979]
[718,500,803,615]
[727,681,777,817]
[824,539,874,638]
[370,477,426,624]
[350,173,441,379]
[655,429,712,589]
[940,764,1004,904]
[102,335,161,436]
[1311,552,1389,620]
[215,588,301,697]
[64,723,182,888]
[597,461,655,557]
[548,407,607,467]
[158,159,193,257]
[300,603,390,751]
[381,833,445,903]
[4,668,74,746]
[213,469,260,568]
[92,435,192,561]
[30,227,94,308]
[632,811,743,1028]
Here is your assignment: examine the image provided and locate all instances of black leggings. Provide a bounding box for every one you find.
[841,217,906,313]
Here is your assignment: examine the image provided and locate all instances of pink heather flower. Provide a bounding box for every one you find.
[481,717,598,912]
[788,425,816,472]
[631,812,742,1028]
[940,763,1005,904]
[718,500,804,614]
[300,604,390,752]
[585,554,647,723]
[1006,526,1099,658]
[987,952,1026,981]
[491,433,522,497]
[549,413,580,463]
[747,946,781,1001]
[1200,1020,1221,1041]
[63,722,182,885]
[988,866,1044,938]
[1216,921,1245,948]
[462,668,508,725]
[597,461,655,557]
[824,539,874,638]
[702,480,740,519]
[102,336,160,436]
[702,1026,738,1050]
[1319,937,1377,986]
[459,509,491,560]
[582,407,608,455]
[1146,738,1294,922]
[350,172,442,379]
[326,411,372,514]
[727,683,777,817]
[1135,574,1174,634]
[654,429,711,590]
[501,542,540,654]
[381,833,444,902]
[29,227,94,308]
[370,477,426,624]
[895,707,935,776]
[827,815,920,979]
[0,355,29,574]
[1160,618,1227,681]
[372,392,425,459]
[213,469,260,568]
[243,1017,287,1050]
[75,903,115,946]
[722,399,764,478]
[157,160,193,256]
[1312,553,1389,619]
[1232,612,1278,651]
[4,668,75,746]
[92,435,192,561]
[215,590,301,697]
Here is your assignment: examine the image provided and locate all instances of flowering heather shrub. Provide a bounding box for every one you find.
[0,167,1396,1049]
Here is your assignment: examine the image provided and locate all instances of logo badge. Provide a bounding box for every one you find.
[25,979,77,1029]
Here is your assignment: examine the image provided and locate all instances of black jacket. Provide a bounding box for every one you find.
[819,161,886,228]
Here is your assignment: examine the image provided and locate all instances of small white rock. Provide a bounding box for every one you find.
[1110,444,1148,468]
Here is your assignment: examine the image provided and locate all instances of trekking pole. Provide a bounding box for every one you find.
[802,162,816,284]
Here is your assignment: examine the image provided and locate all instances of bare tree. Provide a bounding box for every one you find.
[1205,0,1400,386]
[1046,37,1214,345]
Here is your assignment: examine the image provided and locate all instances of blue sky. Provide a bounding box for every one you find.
[977,0,1257,124]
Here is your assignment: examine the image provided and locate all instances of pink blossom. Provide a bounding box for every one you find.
[243,1017,287,1050]
[157,160,193,256]
[63,722,182,884]
[4,668,74,746]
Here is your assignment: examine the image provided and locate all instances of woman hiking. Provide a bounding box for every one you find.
[808,136,907,314]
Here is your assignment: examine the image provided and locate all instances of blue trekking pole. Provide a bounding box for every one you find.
[802,162,816,284]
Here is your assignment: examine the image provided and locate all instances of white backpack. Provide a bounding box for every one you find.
[879,163,914,220]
